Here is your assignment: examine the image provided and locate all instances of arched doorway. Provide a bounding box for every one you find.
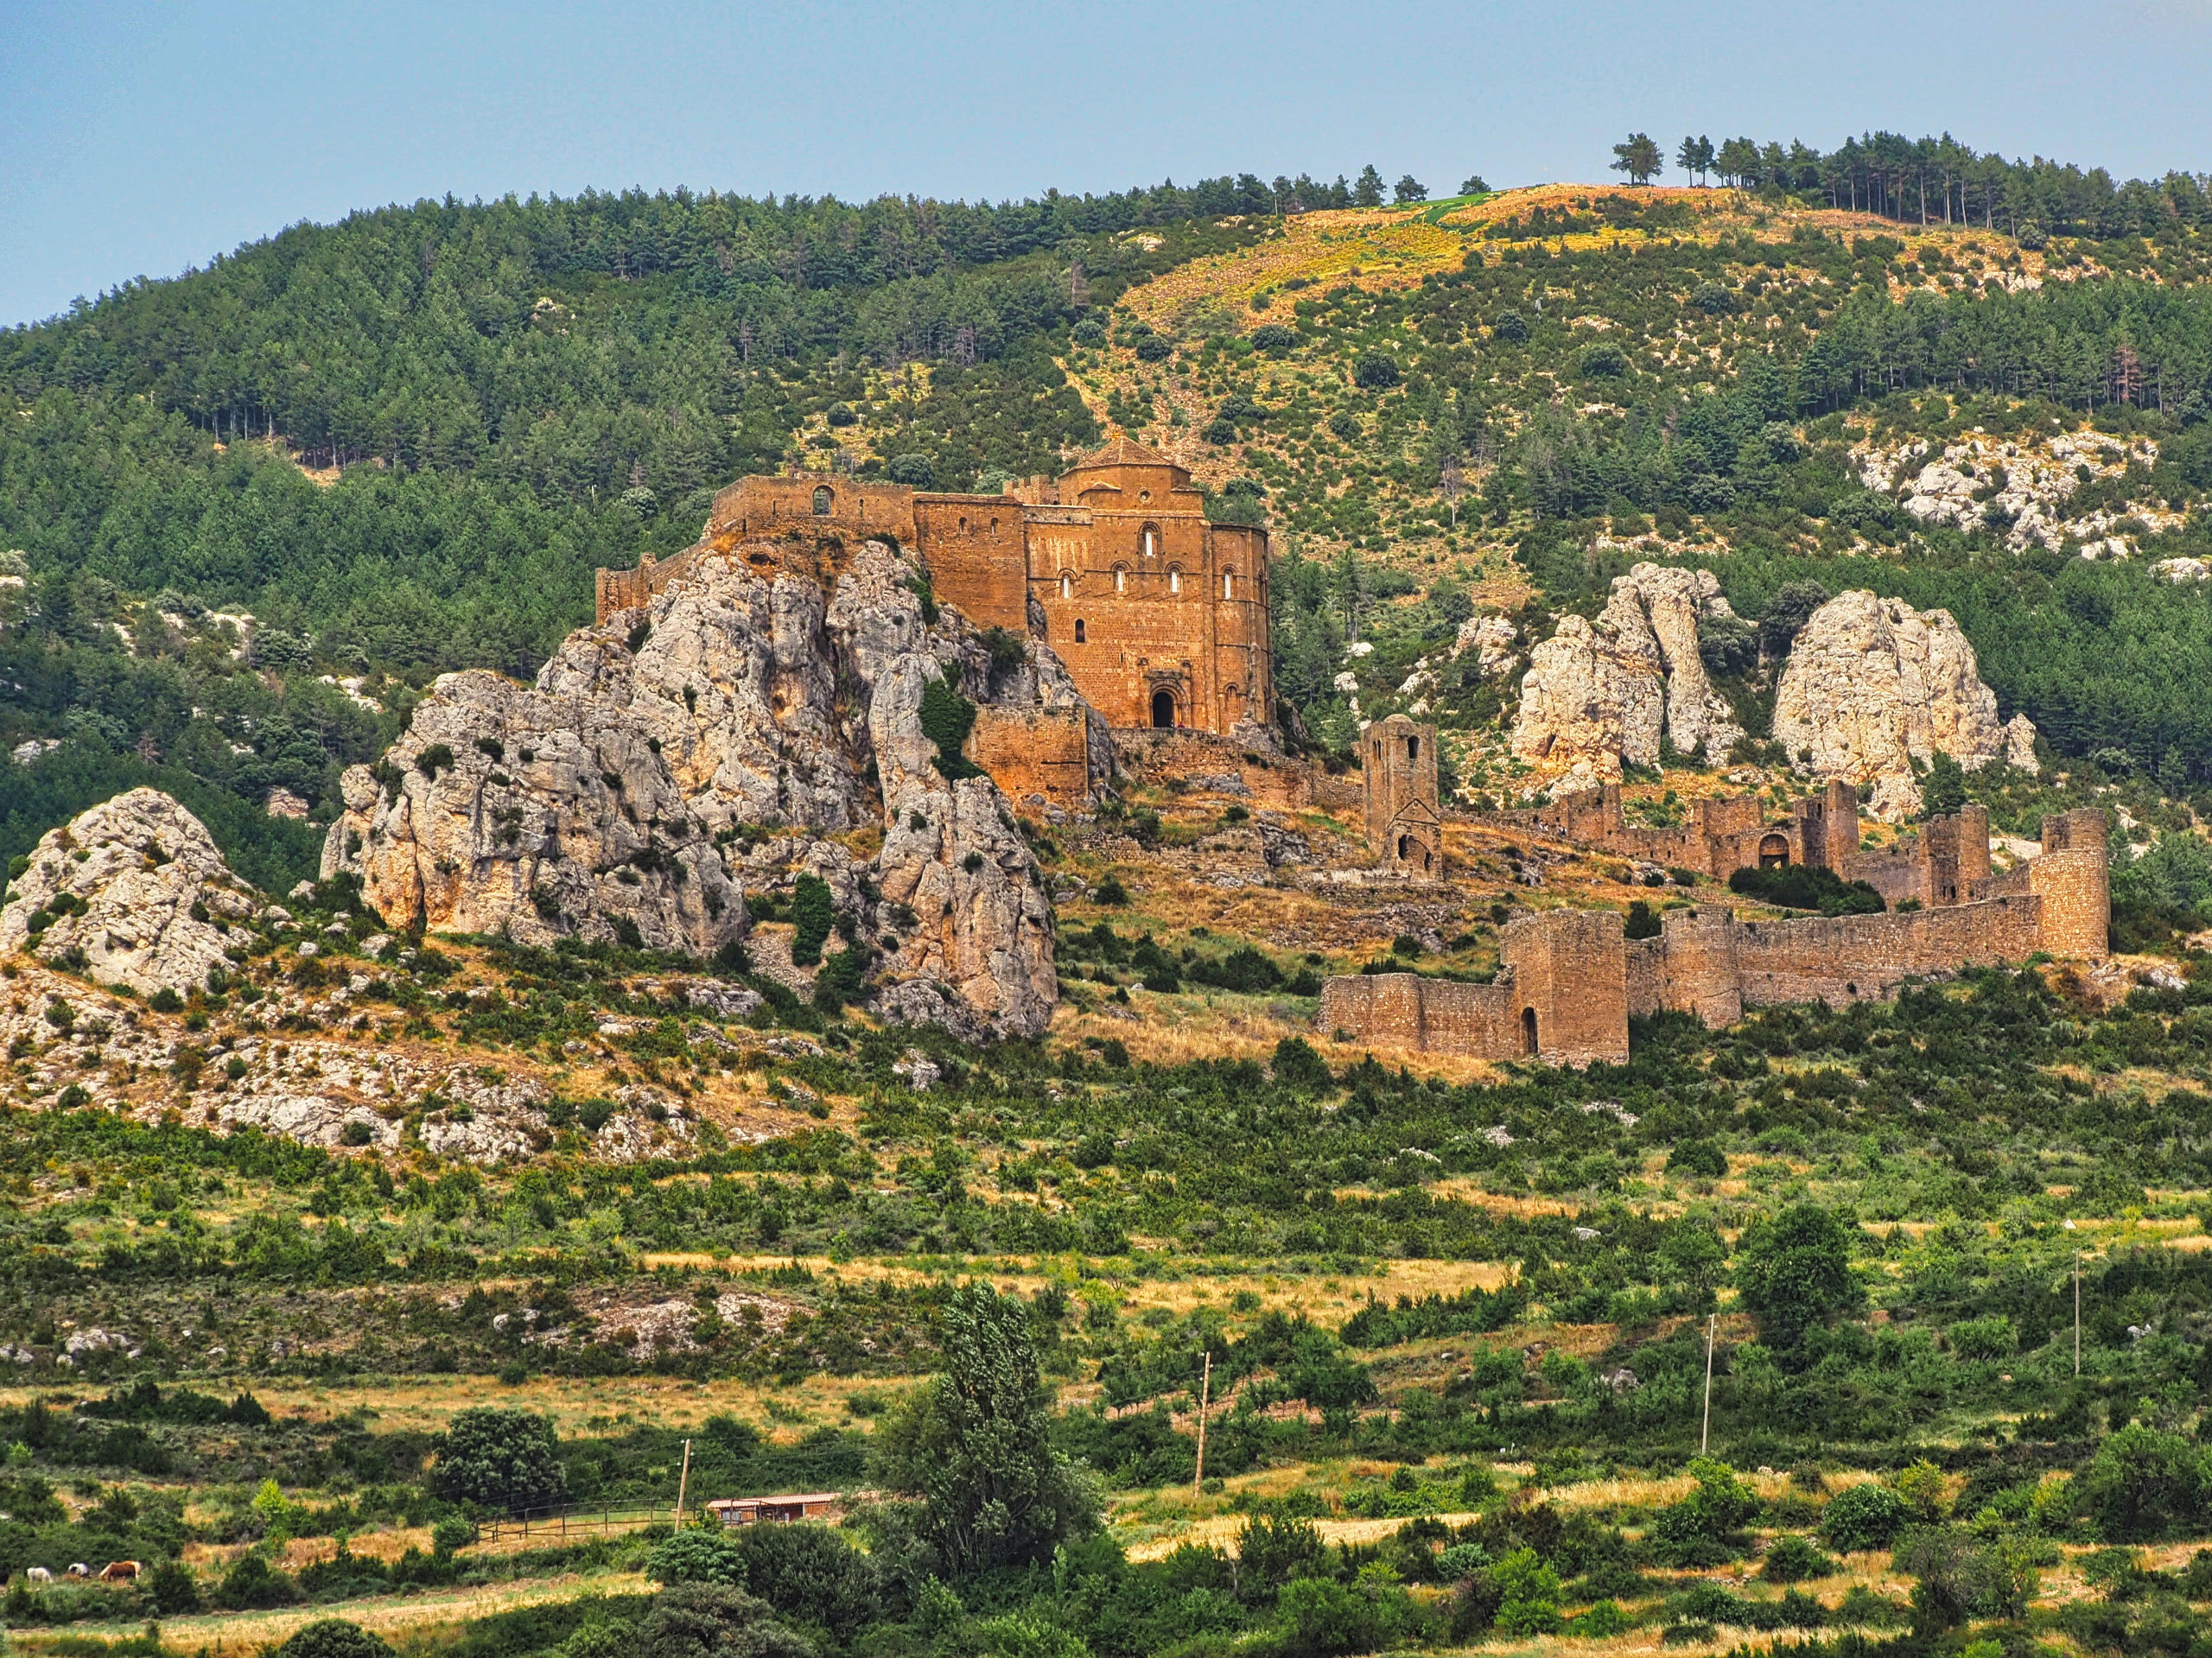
[811,486,833,516]
[1151,690,1176,729]
[1397,834,1412,861]
[1521,1007,1539,1055]
[1758,833,1790,869]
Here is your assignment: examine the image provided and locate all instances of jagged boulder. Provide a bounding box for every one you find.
[0,790,258,995]
[327,537,1069,1037]
[1452,613,1520,677]
[1771,590,2005,818]
[1510,563,1743,778]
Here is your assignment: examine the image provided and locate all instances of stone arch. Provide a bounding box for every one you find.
[811,486,833,516]
[1058,571,1074,600]
[1222,566,1236,600]
[1113,563,1128,594]
[1522,1007,1539,1055]
[1151,689,1176,728]
[1075,618,1087,643]
[1758,833,1790,868]
[1140,523,1161,558]
[1167,564,1182,594]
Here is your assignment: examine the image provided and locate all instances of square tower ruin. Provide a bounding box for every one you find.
[1363,714,1440,874]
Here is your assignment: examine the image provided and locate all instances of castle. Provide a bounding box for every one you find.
[1335,718,2112,1066]
[596,441,1272,740]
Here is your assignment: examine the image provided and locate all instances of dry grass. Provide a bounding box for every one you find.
[3,1572,648,1658]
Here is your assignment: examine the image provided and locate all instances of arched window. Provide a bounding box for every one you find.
[1113,564,1128,594]
[1074,619,1086,643]
[1167,565,1182,594]
[1151,689,1176,728]
[811,486,833,516]
[1140,524,1160,558]
[1522,1007,1539,1055]
[1058,572,1073,600]
[1406,735,1420,762]
[1222,568,1236,600]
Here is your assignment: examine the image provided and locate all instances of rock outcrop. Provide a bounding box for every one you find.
[1857,430,2177,555]
[2004,712,2041,775]
[1771,591,2006,818]
[1452,614,1520,678]
[1510,563,1744,780]
[0,790,259,996]
[327,537,1074,1038]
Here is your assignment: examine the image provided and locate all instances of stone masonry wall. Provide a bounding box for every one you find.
[966,706,1092,811]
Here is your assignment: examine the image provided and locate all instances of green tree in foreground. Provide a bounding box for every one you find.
[1734,1203,1862,1350]
[429,1407,568,1513]
[870,1282,1101,1576]
[274,1622,396,1658]
[1611,133,1663,186]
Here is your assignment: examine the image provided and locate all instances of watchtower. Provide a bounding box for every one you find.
[1363,715,1441,874]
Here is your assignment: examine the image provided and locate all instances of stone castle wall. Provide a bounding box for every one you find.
[1319,910,1630,1069]
[965,706,1092,811]
[1330,809,2108,1063]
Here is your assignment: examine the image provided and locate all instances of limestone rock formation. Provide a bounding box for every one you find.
[1771,590,2006,818]
[1452,613,1520,678]
[2004,712,2041,775]
[0,790,259,996]
[1510,563,1744,779]
[327,537,1071,1038]
[1858,430,2176,554]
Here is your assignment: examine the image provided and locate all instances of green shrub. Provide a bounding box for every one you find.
[1726,863,1885,915]
[274,1622,395,1658]
[1823,1481,1909,1553]
[791,874,835,968]
[918,674,982,781]
[1761,1534,1834,1582]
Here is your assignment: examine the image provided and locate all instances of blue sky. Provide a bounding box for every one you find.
[5,0,2212,327]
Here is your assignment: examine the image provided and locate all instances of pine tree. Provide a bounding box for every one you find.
[1611,134,1663,186]
[1352,165,1386,207]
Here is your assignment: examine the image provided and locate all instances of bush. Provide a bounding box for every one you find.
[274,1622,396,1658]
[2076,1423,2209,1541]
[1736,1204,1861,1349]
[647,1528,747,1586]
[1252,323,1297,350]
[1276,1576,1380,1656]
[1727,863,1885,915]
[918,674,982,782]
[1649,1458,1763,1566]
[1092,875,1129,905]
[1823,1481,1909,1552]
[1353,354,1401,390]
[887,454,936,486]
[429,1407,567,1513]
[1761,1534,1834,1582]
[213,1552,302,1610]
[1576,342,1629,378]
[791,874,835,969]
[1666,1140,1727,1179]
[1491,1547,1563,1634]
[1134,335,1173,362]
[147,1556,202,1613]
[1493,310,1530,344]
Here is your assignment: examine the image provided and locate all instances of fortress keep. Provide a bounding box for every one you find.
[597,441,1272,739]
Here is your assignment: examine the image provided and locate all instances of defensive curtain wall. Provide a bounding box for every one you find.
[597,440,1272,740]
[1335,722,2110,1065]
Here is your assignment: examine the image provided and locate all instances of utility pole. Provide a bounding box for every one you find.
[1700,1313,1716,1454]
[675,1437,692,1527]
[2075,1252,2082,1377]
[1193,1353,1212,1493]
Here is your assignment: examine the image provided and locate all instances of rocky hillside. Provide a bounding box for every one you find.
[326,534,1075,1039]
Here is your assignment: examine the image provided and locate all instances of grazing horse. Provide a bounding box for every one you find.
[24,1566,52,1584]
[99,1561,142,1583]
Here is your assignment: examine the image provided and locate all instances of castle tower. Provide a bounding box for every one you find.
[1363,715,1441,874]
[2031,808,2111,960]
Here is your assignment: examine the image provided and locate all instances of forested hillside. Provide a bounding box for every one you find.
[7,141,2212,888]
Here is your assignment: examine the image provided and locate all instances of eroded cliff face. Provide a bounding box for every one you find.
[0,790,264,997]
[1771,590,2007,819]
[325,538,1072,1037]
[1509,563,1745,787]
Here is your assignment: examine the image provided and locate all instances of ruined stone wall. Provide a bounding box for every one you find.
[965,706,1092,811]
[1318,972,1523,1059]
[1111,729,1350,812]
[1363,715,1440,872]
[707,475,918,546]
[1732,897,2046,1007]
[1842,804,1994,909]
[1650,905,1746,1027]
[913,495,1032,633]
[1499,910,1630,1065]
[2030,809,2110,959]
[1481,780,1861,880]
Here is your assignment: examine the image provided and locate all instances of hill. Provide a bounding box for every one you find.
[3,143,2212,1658]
